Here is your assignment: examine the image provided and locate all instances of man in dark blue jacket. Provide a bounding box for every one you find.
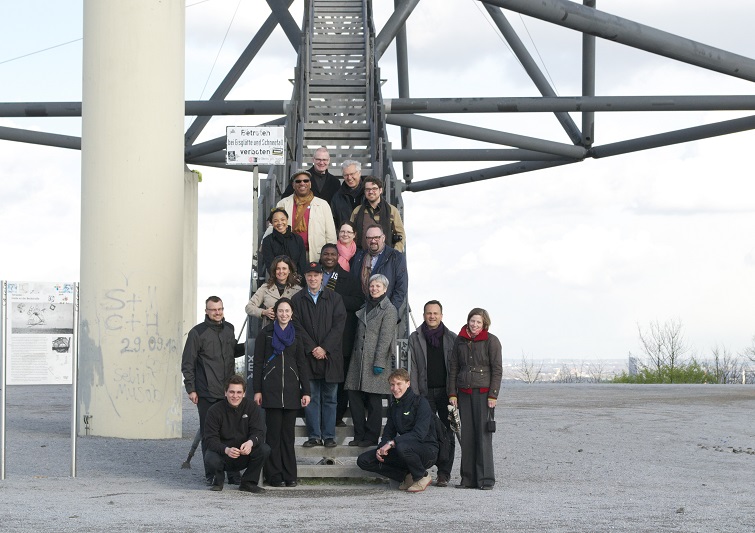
[357,369,438,492]
[351,225,408,315]
[203,375,270,493]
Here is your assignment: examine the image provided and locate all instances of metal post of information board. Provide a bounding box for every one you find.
[71,282,79,477]
[1,280,7,480]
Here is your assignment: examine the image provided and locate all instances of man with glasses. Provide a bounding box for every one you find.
[181,296,246,485]
[282,146,340,203]
[330,159,365,227]
[276,170,337,263]
[352,225,408,315]
[350,176,406,252]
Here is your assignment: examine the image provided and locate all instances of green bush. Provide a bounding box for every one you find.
[612,358,708,384]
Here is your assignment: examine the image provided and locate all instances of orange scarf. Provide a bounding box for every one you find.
[292,192,314,233]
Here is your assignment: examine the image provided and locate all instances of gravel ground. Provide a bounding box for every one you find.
[0,383,752,532]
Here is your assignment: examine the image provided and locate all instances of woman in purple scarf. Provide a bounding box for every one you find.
[253,297,310,487]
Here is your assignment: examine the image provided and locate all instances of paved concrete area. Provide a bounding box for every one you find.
[1,383,753,532]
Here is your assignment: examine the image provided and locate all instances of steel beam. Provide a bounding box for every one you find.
[404,160,577,192]
[265,0,301,51]
[484,4,582,145]
[392,148,566,161]
[394,0,414,183]
[582,0,596,146]
[387,114,586,158]
[184,0,293,145]
[482,0,755,82]
[590,114,755,158]
[374,0,421,60]
[0,125,80,149]
[384,95,755,113]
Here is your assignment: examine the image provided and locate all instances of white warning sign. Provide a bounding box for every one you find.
[226,126,286,165]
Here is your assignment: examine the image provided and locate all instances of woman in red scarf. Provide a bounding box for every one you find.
[448,308,502,490]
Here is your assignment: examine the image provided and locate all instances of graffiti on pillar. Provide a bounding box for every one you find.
[101,284,177,405]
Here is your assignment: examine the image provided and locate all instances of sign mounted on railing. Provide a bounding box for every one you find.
[226,126,285,165]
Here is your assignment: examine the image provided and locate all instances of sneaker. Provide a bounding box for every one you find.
[324,438,337,448]
[302,438,323,448]
[398,473,413,491]
[436,475,449,488]
[238,482,266,494]
[209,472,224,491]
[406,474,432,493]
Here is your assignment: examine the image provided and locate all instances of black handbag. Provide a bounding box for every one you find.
[486,407,496,433]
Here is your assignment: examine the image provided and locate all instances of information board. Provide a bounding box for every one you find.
[226,126,285,165]
[4,281,75,385]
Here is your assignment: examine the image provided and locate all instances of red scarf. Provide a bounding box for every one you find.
[458,326,489,341]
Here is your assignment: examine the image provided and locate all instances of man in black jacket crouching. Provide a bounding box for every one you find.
[203,375,270,493]
[357,369,438,493]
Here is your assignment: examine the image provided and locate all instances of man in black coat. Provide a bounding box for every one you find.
[181,296,245,484]
[330,159,365,228]
[292,262,347,448]
[203,375,270,493]
[319,243,365,426]
[357,369,438,493]
[282,147,341,203]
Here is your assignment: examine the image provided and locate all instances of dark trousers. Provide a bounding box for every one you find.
[264,408,298,484]
[357,439,437,482]
[426,386,456,478]
[348,390,384,444]
[458,389,495,488]
[204,442,271,485]
[197,397,222,476]
[336,357,351,421]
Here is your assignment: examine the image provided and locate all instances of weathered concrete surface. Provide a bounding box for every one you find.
[0,383,752,532]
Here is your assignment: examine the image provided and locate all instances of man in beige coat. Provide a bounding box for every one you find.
[277,170,337,263]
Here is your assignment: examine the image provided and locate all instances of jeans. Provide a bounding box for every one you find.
[304,379,338,440]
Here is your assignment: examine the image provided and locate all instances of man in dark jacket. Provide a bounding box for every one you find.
[357,368,438,492]
[351,225,408,314]
[319,244,364,426]
[203,375,270,493]
[181,296,245,483]
[330,159,365,227]
[282,147,340,203]
[350,175,406,252]
[292,262,346,448]
[408,300,458,487]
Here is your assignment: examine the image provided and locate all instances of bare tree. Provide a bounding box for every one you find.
[588,360,606,383]
[637,319,690,383]
[709,344,743,384]
[517,352,542,384]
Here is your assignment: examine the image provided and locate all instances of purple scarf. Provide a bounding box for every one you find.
[271,321,296,358]
[421,321,447,348]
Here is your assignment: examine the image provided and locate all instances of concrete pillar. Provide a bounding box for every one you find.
[183,168,199,339]
[79,0,185,438]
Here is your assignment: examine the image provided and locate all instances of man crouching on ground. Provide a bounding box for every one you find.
[357,369,438,492]
[203,375,271,493]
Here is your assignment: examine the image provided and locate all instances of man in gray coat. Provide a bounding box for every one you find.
[408,300,457,487]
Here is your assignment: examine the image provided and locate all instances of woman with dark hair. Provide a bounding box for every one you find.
[344,273,397,446]
[253,297,310,487]
[245,256,302,328]
[448,307,502,490]
[259,207,307,280]
[336,221,357,272]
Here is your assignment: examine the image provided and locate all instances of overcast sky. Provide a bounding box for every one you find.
[2,0,754,363]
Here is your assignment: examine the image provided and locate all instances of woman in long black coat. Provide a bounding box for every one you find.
[253,297,311,487]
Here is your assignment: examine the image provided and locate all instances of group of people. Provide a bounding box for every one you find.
[180,149,502,493]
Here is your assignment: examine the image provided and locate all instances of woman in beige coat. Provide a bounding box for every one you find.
[245,256,302,329]
[344,274,397,446]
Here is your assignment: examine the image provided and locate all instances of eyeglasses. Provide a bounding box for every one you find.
[364,187,380,192]
[294,179,310,183]
[314,158,329,163]
[366,236,383,241]
[343,172,359,178]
